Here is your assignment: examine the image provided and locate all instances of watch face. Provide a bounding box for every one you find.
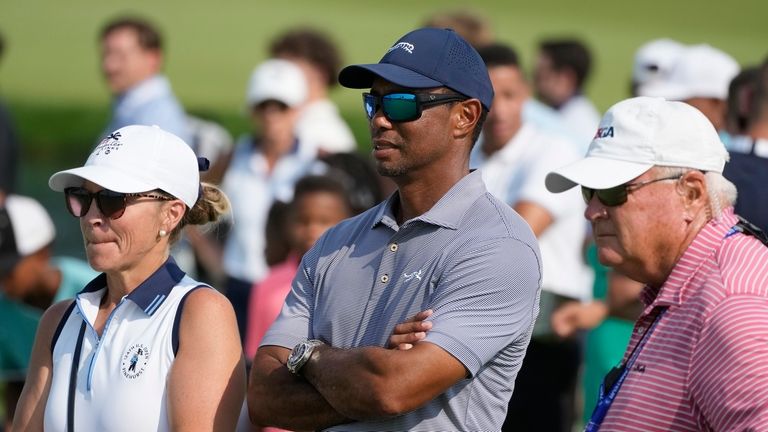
[287,342,309,373]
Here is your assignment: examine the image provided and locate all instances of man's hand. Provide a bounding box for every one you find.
[551,301,608,338]
[388,309,433,350]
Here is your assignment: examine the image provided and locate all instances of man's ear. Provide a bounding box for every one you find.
[679,170,708,220]
[453,99,482,140]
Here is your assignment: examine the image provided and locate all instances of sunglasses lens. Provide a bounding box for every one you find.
[96,190,128,219]
[363,94,377,119]
[582,185,628,207]
[65,188,91,217]
[382,93,418,122]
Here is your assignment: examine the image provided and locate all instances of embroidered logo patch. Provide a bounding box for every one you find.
[403,270,423,282]
[387,42,415,54]
[94,131,123,156]
[121,343,150,380]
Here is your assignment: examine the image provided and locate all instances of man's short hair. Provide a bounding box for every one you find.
[100,16,162,52]
[539,39,592,89]
[477,42,520,69]
[422,10,494,49]
[270,28,341,87]
[726,66,760,134]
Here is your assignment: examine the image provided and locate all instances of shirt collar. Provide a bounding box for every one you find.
[641,207,738,309]
[80,256,186,316]
[371,170,488,231]
[114,75,172,110]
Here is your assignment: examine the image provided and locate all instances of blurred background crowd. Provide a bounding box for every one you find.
[1,1,766,430]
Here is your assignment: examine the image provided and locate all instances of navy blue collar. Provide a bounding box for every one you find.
[80,257,186,316]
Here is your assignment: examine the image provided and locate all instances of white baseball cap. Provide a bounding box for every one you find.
[632,38,686,87]
[48,125,201,208]
[245,58,308,108]
[0,195,56,276]
[545,96,729,192]
[638,44,739,101]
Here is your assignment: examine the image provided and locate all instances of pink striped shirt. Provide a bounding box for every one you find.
[600,208,768,431]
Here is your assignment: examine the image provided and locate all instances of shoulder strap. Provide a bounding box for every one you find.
[51,301,77,353]
[67,320,87,432]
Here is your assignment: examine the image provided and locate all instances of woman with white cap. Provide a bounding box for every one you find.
[12,125,245,431]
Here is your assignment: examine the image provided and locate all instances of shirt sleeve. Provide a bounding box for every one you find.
[517,136,583,219]
[690,295,768,430]
[423,237,542,376]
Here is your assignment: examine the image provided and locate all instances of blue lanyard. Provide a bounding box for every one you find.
[584,309,667,431]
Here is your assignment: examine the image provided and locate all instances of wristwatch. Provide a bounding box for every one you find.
[287,339,324,375]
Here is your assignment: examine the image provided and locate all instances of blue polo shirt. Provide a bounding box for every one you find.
[263,170,542,431]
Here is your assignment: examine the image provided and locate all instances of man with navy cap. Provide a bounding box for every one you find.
[248,28,542,431]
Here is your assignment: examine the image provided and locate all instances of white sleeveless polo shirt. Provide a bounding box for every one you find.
[44,259,206,432]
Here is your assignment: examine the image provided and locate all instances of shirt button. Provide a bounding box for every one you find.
[390,243,398,252]
[635,326,645,335]
[380,274,389,283]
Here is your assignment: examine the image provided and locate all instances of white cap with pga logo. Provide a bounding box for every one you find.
[48,125,201,208]
[545,96,729,193]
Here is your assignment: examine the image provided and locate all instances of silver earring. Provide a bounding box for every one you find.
[159,229,167,237]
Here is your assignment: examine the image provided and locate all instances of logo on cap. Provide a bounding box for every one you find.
[94,131,123,156]
[594,126,615,139]
[387,42,415,54]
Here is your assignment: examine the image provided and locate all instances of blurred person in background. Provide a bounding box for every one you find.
[534,38,601,152]
[13,125,244,431]
[270,27,356,157]
[629,38,685,97]
[99,16,191,145]
[0,195,96,430]
[220,59,314,344]
[722,62,768,233]
[546,96,768,431]
[422,9,494,49]
[473,42,592,432]
[245,175,353,361]
[0,30,19,203]
[638,43,739,134]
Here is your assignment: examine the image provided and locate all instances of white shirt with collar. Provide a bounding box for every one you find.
[471,123,593,301]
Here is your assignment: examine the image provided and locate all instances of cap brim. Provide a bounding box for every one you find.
[545,157,653,193]
[49,165,157,194]
[339,63,443,90]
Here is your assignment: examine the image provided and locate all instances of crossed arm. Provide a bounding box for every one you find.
[247,311,456,430]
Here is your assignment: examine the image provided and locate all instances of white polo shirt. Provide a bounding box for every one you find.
[44,259,206,432]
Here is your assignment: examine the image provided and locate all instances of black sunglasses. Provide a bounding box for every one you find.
[362,92,468,122]
[64,187,173,220]
[581,175,683,207]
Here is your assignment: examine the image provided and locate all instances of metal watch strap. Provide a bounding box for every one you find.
[287,339,323,375]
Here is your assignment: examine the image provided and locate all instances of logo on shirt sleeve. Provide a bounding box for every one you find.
[121,343,151,379]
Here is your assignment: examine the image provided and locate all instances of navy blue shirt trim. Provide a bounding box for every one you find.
[51,300,77,353]
[78,257,186,316]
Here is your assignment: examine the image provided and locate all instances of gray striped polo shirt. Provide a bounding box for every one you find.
[262,170,542,431]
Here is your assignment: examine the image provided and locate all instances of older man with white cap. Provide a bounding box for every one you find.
[638,44,739,132]
[546,96,768,431]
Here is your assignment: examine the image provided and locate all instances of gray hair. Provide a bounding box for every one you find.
[655,166,737,219]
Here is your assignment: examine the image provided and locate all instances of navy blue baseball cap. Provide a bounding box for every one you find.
[339,28,494,111]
